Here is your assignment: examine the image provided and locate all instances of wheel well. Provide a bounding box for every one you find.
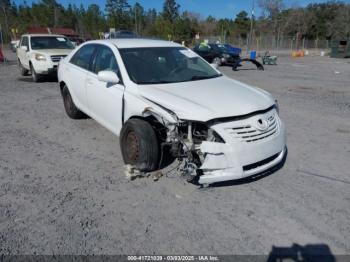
[127,115,167,142]
[59,81,66,95]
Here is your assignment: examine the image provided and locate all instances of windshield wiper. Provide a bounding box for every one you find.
[190,74,222,81]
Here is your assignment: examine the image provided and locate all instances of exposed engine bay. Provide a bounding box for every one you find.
[140,104,286,186]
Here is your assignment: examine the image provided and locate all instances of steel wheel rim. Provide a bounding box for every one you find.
[125,131,140,162]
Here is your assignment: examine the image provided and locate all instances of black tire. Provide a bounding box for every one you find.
[30,63,41,82]
[61,85,85,119]
[19,60,29,76]
[120,119,159,172]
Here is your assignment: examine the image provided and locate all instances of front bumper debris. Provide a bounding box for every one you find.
[198,109,287,185]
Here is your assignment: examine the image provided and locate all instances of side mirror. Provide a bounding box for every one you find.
[97,70,120,84]
[20,46,29,52]
[210,63,219,69]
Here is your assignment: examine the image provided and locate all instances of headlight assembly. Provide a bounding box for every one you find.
[35,54,46,61]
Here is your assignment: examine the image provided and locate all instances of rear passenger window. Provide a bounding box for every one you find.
[70,44,96,70]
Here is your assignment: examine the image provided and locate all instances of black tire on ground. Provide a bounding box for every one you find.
[61,85,85,119]
[19,60,29,76]
[120,118,160,172]
[30,63,41,82]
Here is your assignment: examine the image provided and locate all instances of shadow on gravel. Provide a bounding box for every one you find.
[17,76,58,83]
[267,243,335,262]
[197,148,288,188]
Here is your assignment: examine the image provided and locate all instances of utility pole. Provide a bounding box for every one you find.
[248,0,255,52]
[134,5,138,34]
[0,6,8,42]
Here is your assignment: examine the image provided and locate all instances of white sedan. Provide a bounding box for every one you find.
[58,39,287,186]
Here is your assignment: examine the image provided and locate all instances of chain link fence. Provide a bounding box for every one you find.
[195,35,330,56]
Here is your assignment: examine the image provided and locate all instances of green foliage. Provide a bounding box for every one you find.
[1,0,349,43]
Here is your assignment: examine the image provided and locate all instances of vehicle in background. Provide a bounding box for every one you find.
[17,34,75,82]
[223,44,242,55]
[58,38,287,186]
[10,40,20,52]
[193,43,241,66]
[106,30,138,39]
[67,36,84,47]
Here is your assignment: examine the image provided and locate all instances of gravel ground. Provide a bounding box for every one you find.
[0,49,349,256]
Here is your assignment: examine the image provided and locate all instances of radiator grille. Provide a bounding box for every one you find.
[51,55,66,62]
[227,113,278,143]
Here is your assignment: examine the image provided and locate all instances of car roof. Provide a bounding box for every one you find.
[87,38,183,49]
[22,34,66,38]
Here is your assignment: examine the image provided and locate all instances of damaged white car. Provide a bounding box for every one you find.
[58,39,287,186]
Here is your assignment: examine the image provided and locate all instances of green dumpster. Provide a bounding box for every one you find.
[330,40,350,58]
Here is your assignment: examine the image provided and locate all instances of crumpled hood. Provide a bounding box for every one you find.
[139,76,275,122]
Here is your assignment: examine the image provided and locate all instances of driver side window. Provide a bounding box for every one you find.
[21,37,29,49]
[93,46,119,74]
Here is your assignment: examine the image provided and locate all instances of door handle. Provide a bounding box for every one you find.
[86,78,93,85]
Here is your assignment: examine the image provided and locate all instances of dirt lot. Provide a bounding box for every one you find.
[0,49,349,256]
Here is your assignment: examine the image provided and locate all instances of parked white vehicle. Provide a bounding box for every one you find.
[17,34,75,82]
[58,39,287,186]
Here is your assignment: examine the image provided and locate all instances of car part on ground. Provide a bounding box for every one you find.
[232,58,265,71]
[58,38,287,186]
[263,51,278,65]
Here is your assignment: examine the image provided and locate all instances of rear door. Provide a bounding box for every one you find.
[66,44,97,112]
[85,44,124,135]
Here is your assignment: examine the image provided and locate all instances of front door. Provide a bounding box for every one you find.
[86,45,124,135]
[18,36,30,68]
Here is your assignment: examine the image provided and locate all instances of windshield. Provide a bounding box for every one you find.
[216,44,230,52]
[30,36,75,50]
[119,47,222,85]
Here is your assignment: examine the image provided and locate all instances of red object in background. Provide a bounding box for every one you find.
[0,47,5,62]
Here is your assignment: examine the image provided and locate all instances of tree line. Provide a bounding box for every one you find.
[0,0,349,43]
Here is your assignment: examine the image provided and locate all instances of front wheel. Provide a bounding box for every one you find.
[30,63,41,82]
[120,119,159,172]
[19,60,29,76]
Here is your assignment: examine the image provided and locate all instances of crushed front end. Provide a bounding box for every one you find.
[165,106,287,185]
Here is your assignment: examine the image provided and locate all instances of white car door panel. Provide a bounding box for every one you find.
[86,72,124,134]
[86,45,124,134]
[67,65,89,112]
[67,44,97,114]
[18,36,30,68]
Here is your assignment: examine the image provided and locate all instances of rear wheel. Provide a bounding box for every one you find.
[30,63,41,82]
[61,85,85,119]
[120,119,159,172]
[19,60,29,76]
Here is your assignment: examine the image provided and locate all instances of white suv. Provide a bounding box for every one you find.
[58,39,287,186]
[17,34,75,82]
